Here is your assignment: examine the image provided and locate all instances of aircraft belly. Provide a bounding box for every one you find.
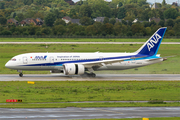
[14,66,58,71]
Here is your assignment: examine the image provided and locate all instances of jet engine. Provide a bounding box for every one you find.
[63,64,85,75]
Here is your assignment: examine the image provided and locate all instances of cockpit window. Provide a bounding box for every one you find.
[11,58,16,61]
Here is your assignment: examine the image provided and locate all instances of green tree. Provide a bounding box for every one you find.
[0,17,7,25]
[79,16,92,26]
[54,19,66,26]
[25,10,36,18]
[162,0,167,6]
[131,23,145,36]
[109,18,116,25]
[101,23,114,35]
[0,26,4,32]
[158,20,165,27]
[117,7,126,19]
[118,2,123,7]
[79,5,92,17]
[53,9,64,19]
[1,30,12,35]
[113,23,122,35]
[103,17,109,24]
[36,31,42,35]
[44,12,56,27]
[91,2,111,18]
[173,23,180,35]
[15,16,19,22]
[29,26,39,35]
[111,8,118,18]
[41,27,52,35]
[53,25,66,35]
[76,0,83,5]
[85,25,96,36]
[165,19,174,27]
[145,27,152,36]
[166,30,175,36]
[138,0,147,6]
[164,8,179,19]
[69,9,76,18]
[175,18,180,24]
[93,22,103,35]
[22,0,34,5]
[122,20,127,25]
[0,2,5,9]
[17,13,24,22]
[149,20,156,26]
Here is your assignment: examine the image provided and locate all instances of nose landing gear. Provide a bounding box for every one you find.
[19,73,23,77]
[18,70,23,77]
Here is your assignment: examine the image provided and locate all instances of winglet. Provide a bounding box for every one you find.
[136,27,167,56]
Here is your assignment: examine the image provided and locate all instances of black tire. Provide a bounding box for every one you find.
[92,73,96,77]
[19,73,23,77]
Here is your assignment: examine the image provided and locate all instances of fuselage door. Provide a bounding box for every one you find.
[50,56,54,63]
[23,57,28,64]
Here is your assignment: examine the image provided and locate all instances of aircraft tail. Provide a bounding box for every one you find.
[136,27,167,56]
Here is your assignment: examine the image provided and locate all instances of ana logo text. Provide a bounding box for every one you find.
[35,55,47,59]
[147,33,162,51]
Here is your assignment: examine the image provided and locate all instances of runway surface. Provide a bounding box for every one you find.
[1,107,180,120]
[1,74,180,81]
[0,42,180,44]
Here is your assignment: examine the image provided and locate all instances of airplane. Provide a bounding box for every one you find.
[5,27,167,77]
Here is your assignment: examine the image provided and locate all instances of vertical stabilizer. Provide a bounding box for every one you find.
[136,27,167,56]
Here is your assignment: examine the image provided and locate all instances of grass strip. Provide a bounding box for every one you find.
[0,44,180,74]
[1,81,180,103]
[0,102,180,108]
[0,38,180,42]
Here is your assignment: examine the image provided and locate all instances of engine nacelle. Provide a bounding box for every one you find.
[63,64,85,75]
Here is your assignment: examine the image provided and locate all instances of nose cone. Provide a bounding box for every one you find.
[5,61,10,69]
[5,61,15,69]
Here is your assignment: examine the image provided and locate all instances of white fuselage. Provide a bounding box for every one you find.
[5,52,163,71]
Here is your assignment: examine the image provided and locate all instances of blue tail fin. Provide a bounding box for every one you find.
[136,27,167,56]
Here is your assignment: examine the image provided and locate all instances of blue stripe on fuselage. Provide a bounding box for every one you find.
[20,54,152,67]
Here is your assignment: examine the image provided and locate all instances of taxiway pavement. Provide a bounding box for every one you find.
[0,42,180,44]
[1,107,180,120]
[0,74,180,81]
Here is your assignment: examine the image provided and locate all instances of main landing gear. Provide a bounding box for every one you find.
[82,72,96,78]
[18,70,23,77]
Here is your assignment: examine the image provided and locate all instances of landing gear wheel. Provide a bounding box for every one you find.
[91,73,96,78]
[87,73,96,78]
[19,73,23,77]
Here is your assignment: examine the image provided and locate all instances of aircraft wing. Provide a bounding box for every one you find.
[82,55,148,68]
[82,59,126,68]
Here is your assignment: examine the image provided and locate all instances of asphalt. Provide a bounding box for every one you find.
[1,74,180,81]
[0,42,180,44]
[1,107,180,120]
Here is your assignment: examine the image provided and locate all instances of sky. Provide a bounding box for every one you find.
[72,0,178,4]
